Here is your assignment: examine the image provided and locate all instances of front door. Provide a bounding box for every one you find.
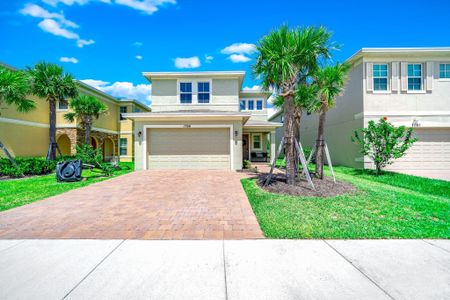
[243,134,249,161]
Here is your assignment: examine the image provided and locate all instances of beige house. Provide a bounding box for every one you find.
[270,47,450,179]
[125,71,282,170]
[0,62,151,162]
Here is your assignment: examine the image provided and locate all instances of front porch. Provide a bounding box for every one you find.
[243,120,282,164]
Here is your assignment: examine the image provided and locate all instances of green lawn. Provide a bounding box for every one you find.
[0,162,134,212]
[242,165,450,239]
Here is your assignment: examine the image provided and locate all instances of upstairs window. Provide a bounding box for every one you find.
[373,64,388,91]
[197,82,210,103]
[440,64,450,79]
[58,98,68,110]
[120,106,127,113]
[256,100,263,110]
[239,100,246,110]
[180,82,192,104]
[247,100,254,110]
[408,64,423,91]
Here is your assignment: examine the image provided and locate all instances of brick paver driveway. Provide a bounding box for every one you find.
[0,170,263,239]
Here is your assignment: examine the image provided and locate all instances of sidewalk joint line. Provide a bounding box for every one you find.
[422,239,450,254]
[222,240,229,300]
[323,240,395,300]
[62,239,126,299]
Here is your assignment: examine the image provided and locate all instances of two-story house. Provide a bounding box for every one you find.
[0,62,150,162]
[271,48,450,179]
[125,71,282,170]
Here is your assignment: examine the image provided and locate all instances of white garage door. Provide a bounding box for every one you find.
[386,128,450,171]
[147,128,230,169]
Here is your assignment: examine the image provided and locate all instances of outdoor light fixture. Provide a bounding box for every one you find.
[234,130,238,137]
[138,131,142,137]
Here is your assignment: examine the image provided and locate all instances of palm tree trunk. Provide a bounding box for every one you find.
[284,94,296,185]
[84,120,92,145]
[48,99,57,160]
[315,105,327,179]
[293,107,301,143]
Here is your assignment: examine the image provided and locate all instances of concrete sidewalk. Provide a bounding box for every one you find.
[0,239,449,300]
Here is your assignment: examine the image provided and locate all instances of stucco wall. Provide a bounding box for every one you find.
[151,78,240,112]
[300,62,365,168]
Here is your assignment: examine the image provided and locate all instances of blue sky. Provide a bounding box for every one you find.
[1,0,449,108]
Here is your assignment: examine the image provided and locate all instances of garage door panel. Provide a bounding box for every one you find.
[386,129,450,171]
[147,128,231,170]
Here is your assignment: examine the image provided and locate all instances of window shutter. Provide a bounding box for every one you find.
[400,62,408,91]
[366,63,373,92]
[391,62,399,92]
[426,62,433,91]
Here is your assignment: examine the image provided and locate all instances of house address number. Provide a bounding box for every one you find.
[183,124,191,128]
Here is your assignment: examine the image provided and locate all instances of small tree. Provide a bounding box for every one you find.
[352,118,417,175]
[27,62,78,160]
[64,95,108,144]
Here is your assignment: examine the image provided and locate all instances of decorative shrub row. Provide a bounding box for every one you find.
[0,156,73,178]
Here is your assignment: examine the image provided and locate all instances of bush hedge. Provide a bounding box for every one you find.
[0,156,73,178]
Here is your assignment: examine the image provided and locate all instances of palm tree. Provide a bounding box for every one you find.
[64,94,108,144]
[254,25,333,184]
[27,62,78,160]
[0,66,35,164]
[313,62,350,179]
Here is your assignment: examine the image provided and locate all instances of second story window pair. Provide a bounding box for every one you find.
[179,81,210,104]
[240,99,263,111]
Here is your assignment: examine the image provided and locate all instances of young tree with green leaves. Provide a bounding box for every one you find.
[64,94,108,144]
[0,66,35,164]
[27,62,78,160]
[254,25,333,184]
[352,117,417,175]
[313,62,350,179]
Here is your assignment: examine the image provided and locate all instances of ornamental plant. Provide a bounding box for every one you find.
[352,117,417,175]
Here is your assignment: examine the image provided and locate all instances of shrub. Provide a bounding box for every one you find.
[243,160,252,169]
[75,144,117,176]
[352,117,417,175]
[0,157,58,177]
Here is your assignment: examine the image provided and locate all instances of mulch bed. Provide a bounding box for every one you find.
[257,173,356,197]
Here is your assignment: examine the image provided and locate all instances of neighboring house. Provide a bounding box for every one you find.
[0,62,150,161]
[118,99,151,162]
[270,47,450,178]
[125,71,282,170]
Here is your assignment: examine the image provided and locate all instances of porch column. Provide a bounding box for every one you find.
[270,131,276,163]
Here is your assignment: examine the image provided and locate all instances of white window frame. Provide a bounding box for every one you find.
[373,63,390,92]
[439,63,450,81]
[119,138,127,156]
[407,63,424,92]
[247,100,255,111]
[239,99,246,111]
[252,133,262,151]
[197,81,211,104]
[57,98,69,111]
[177,79,212,104]
[256,100,263,110]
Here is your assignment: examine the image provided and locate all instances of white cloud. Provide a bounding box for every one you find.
[174,56,201,69]
[115,0,176,15]
[228,54,251,63]
[221,43,256,55]
[20,3,78,28]
[43,0,111,6]
[76,39,95,47]
[38,18,79,39]
[133,41,143,47]
[21,3,95,48]
[243,85,261,91]
[80,79,152,105]
[205,55,214,63]
[135,55,143,60]
[59,56,79,63]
